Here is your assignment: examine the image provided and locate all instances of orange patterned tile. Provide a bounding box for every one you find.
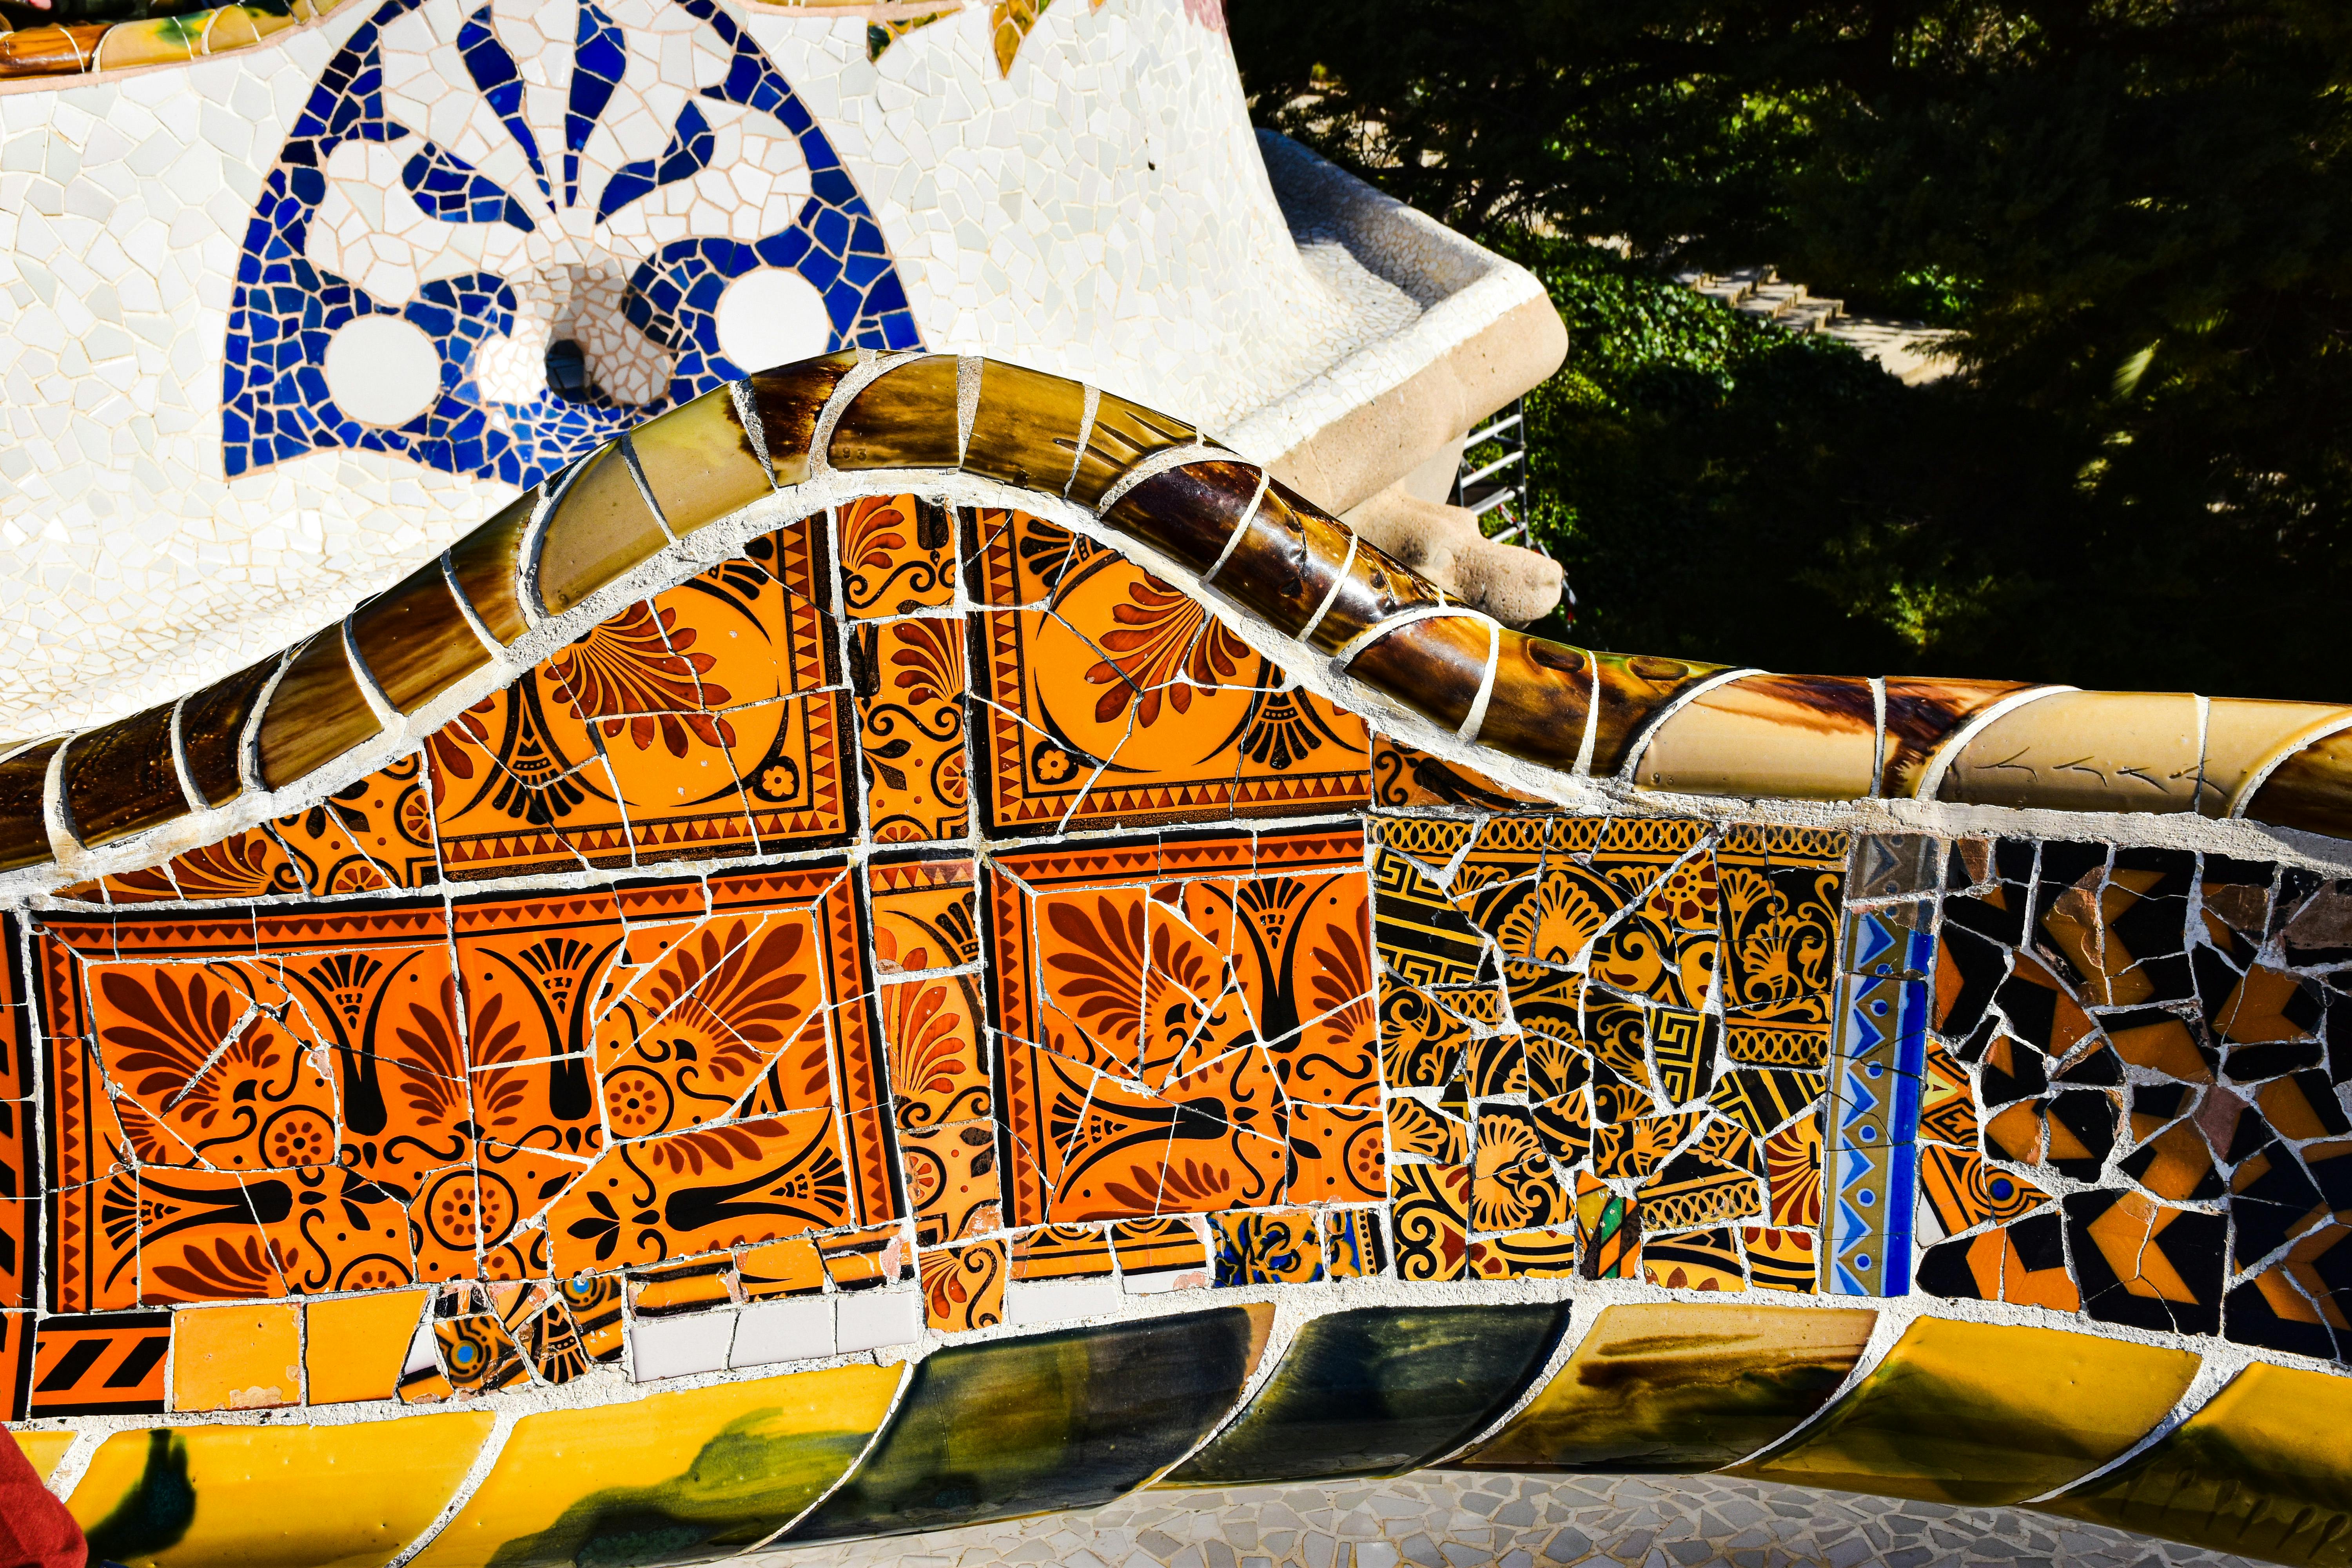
[991,830,1373,1226]
[272,754,439,893]
[426,670,626,880]
[840,494,956,618]
[880,969,991,1134]
[1108,1215,1206,1279]
[593,903,835,1133]
[83,959,339,1172]
[430,526,849,880]
[1010,1223,1114,1280]
[546,1112,852,1273]
[738,1234,826,1298]
[903,1118,1002,1247]
[973,510,1369,835]
[1289,1100,1385,1206]
[1391,1162,1470,1281]
[132,1165,290,1305]
[103,828,307,904]
[868,854,982,975]
[853,617,970,842]
[919,1237,1006,1333]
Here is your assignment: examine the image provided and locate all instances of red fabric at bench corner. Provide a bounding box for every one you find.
[0,1426,85,1568]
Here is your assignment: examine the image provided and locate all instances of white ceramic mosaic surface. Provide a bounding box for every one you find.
[0,0,1542,740]
[756,1472,2265,1568]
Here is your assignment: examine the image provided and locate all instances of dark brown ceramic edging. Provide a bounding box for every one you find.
[10,349,2352,879]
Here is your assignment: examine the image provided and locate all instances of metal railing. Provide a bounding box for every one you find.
[1452,397,1532,544]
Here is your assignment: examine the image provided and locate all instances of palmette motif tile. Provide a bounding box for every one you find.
[973,511,1372,834]
[989,827,1373,1226]
[428,525,849,880]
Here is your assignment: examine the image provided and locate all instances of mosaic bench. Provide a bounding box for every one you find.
[3,352,2351,1568]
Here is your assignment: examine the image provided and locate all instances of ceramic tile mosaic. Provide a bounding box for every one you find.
[9,341,2352,1568]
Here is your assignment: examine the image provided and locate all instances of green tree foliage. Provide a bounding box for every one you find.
[1232,2,2352,699]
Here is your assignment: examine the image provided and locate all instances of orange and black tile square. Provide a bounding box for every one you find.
[990,829,1373,1225]
[546,1111,855,1273]
[28,1312,170,1416]
[840,495,955,619]
[972,512,1369,835]
[853,617,970,842]
[272,753,440,893]
[919,1237,1006,1333]
[869,854,981,975]
[879,969,991,1133]
[426,677,630,880]
[1390,1163,1469,1281]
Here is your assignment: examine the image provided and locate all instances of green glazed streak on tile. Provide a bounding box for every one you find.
[2034,1363,2352,1568]
[787,1307,1266,1543]
[1461,1305,1877,1475]
[1733,1318,2199,1507]
[481,1412,878,1568]
[1163,1303,1570,1487]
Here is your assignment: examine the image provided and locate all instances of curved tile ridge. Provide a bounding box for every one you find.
[9,347,2352,882]
[0,0,348,81]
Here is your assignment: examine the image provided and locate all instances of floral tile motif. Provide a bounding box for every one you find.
[972,510,1370,835]
[36,863,891,1305]
[428,525,849,880]
[853,617,970,842]
[841,496,956,619]
[904,1120,1001,1247]
[920,1237,1006,1333]
[548,1112,852,1274]
[1209,1209,1324,1285]
[271,755,440,894]
[989,827,1373,1226]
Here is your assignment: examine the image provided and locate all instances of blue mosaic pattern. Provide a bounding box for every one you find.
[221,0,923,486]
[1825,908,1933,1296]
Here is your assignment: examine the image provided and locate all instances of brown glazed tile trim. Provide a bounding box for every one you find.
[58,704,183,847]
[13,351,2352,878]
[0,0,346,83]
[0,738,63,873]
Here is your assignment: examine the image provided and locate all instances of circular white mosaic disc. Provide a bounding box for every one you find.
[323,314,443,428]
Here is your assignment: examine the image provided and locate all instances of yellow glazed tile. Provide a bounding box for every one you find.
[408,1363,904,1568]
[1734,1318,2198,1506]
[2201,698,2352,816]
[537,442,668,617]
[13,1429,72,1483]
[2035,1362,2352,1564]
[68,1412,492,1568]
[307,1290,429,1406]
[1940,691,2201,814]
[1634,675,1877,800]
[628,386,774,535]
[172,1301,301,1411]
[1461,1303,1877,1473]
